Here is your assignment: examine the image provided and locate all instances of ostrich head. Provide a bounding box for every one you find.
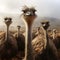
[21,6,37,26]
[17,25,21,37]
[17,25,21,30]
[53,29,56,33]
[4,17,12,26]
[41,20,50,30]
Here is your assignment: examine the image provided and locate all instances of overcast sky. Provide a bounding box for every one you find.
[0,0,60,29]
[0,0,60,17]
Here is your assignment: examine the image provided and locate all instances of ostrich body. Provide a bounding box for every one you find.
[48,29,60,49]
[21,6,36,60]
[52,29,60,49]
[0,17,18,60]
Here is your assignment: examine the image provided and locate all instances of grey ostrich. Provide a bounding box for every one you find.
[0,17,18,60]
[21,6,37,60]
[33,20,59,60]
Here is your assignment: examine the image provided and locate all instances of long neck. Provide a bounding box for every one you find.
[6,25,9,41]
[18,28,20,37]
[41,27,49,49]
[44,30,49,47]
[53,31,55,39]
[25,24,34,60]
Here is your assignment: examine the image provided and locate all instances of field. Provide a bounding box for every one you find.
[0,28,60,60]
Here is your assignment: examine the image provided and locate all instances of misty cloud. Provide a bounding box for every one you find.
[0,0,60,28]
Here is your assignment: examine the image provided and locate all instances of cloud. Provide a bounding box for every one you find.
[0,0,60,18]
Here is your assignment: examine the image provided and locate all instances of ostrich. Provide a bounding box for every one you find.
[51,29,60,59]
[47,28,60,49]
[21,6,37,60]
[0,17,18,60]
[33,20,59,60]
[52,29,56,39]
[4,17,12,41]
[52,29,60,49]
[15,25,25,59]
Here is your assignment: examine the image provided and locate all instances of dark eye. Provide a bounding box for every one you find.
[9,18,12,20]
[46,22,49,25]
[5,18,7,20]
[32,11,35,14]
[22,9,29,13]
[42,23,44,24]
[23,10,27,13]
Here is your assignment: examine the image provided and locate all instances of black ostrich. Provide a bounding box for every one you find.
[0,17,18,60]
[15,25,25,59]
[53,36,60,49]
[33,20,59,60]
[51,29,60,49]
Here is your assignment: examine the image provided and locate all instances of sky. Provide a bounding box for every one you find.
[0,0,60,17]
[0,0,60,30]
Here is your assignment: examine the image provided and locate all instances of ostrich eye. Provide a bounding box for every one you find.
[5,18,7,20]
[22,9,29,13]
[33,11,35,13]
[32,10,36,13]
[23,10,27,13]
[9,18,11,20]
[41,23,45,24]
[46,22,49,24]
[46,22,50,26]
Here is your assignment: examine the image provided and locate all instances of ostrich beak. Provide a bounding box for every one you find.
[25,11,34,16]
[25,11,31,16]
[43,24,46,27]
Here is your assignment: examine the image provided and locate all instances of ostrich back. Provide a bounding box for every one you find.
[35,38,59,60]
[32,35,45,55]
[15,34,25,51]
[16,34,25,58]
[53,36,60,49]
